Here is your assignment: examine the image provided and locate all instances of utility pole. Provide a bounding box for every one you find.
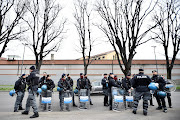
[112,55,114,73]
[21,43,28,74]
[151,46,158,72]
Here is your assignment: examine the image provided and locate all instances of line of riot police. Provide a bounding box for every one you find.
[11,66,173,118]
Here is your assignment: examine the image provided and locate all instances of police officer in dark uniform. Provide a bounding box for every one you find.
[122,73,133,108]
[108,73,121,110]
[66,74,77,107]
[14,74,26,112]
[152,70,167,112]
[77,73,89,109]
[114,75,121,86]
[122,73,132,92]
[38,72,47,109]
[101,73,109,106]
[132,69,151,116]
[40,75,55,111]
[165,79,172,108]
[38,72,47,87]
[58,74,71,111]
[22,66,39,118]
[84,74,93,105]
[77,73,85,90]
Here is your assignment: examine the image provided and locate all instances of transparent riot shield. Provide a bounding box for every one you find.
[165,79,176,92]
[125,89,134,109]
[79,89,89,109]
[64,90,72,111]
[41,90,52,111]
[112,87,125,111]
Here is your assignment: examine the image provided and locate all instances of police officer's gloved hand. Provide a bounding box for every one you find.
[85,86,88,89]
[15,91,18,95]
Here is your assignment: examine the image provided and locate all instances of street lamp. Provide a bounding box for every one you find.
[112,55,114,73]
[21,43,28,74]
[151,46,158,72]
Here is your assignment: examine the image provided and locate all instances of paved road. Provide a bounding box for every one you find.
[0,92,180,120]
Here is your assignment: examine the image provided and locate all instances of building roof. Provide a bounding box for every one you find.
[77,50,115,60]
[0,57,7,60]
[0,59,179,65]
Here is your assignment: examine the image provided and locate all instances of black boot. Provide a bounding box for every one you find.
[30,112,39,118]
[163,107,167,113]
[90,101,93,105]
[132,110,136,114]
[22,111,29,115]
[14,109,18,112]
[73,104,77,107]
[143,112,147,116]
[18,106,25,110]
[156,106,162,110]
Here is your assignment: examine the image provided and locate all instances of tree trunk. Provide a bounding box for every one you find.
[167,67,172,79]
[84,65,88,75]
[35,55,39,70]
[37,60,42,72]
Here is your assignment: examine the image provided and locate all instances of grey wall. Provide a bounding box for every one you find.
[0,64,179,85]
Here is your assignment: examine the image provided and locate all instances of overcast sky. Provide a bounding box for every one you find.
[1,0,180,60]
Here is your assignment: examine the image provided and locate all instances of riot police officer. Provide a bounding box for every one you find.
[40,75,55,111]
[77,73,88,109]
[165,79,172,108]
[101,73,109,106]
[108,73,121,110]
[114,75,121,86]
[77,73,85,90]
[84,74,93,105]
[66,74,77,107]
[38,72,47,87]
[22,66,39,118]
[38,72,47,109]
[122,73,133,108]
[14,74,26,112]
[132,69,151,116]
[152,70,167,113]
[58,74,71,111]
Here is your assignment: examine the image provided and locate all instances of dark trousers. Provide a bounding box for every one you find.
[150,94,153,105]
[156,96,166,109]
[14,91,25,110]
[103,89,108,105]
[72,91,76,105]
[109,93,112,110]
[25,88,38,113]
[167,92,172,107]
[133,91,150,113]
[104,95,108,105]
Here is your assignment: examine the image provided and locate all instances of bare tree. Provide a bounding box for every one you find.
[152,0,180,79]
[0,0,27,57]
[23,0,66,71]
[95,0,158,76]
[74,0,94,74]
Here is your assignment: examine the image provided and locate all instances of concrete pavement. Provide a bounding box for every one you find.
[0,92,180,120]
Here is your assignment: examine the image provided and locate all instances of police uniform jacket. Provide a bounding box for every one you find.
[108,76,120,93]
[132,72,151,92]
[27,69,39,90]
[14,77,26,92]
[101,77,108,89]
[122,78,131,91]
[151,75,166,91]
